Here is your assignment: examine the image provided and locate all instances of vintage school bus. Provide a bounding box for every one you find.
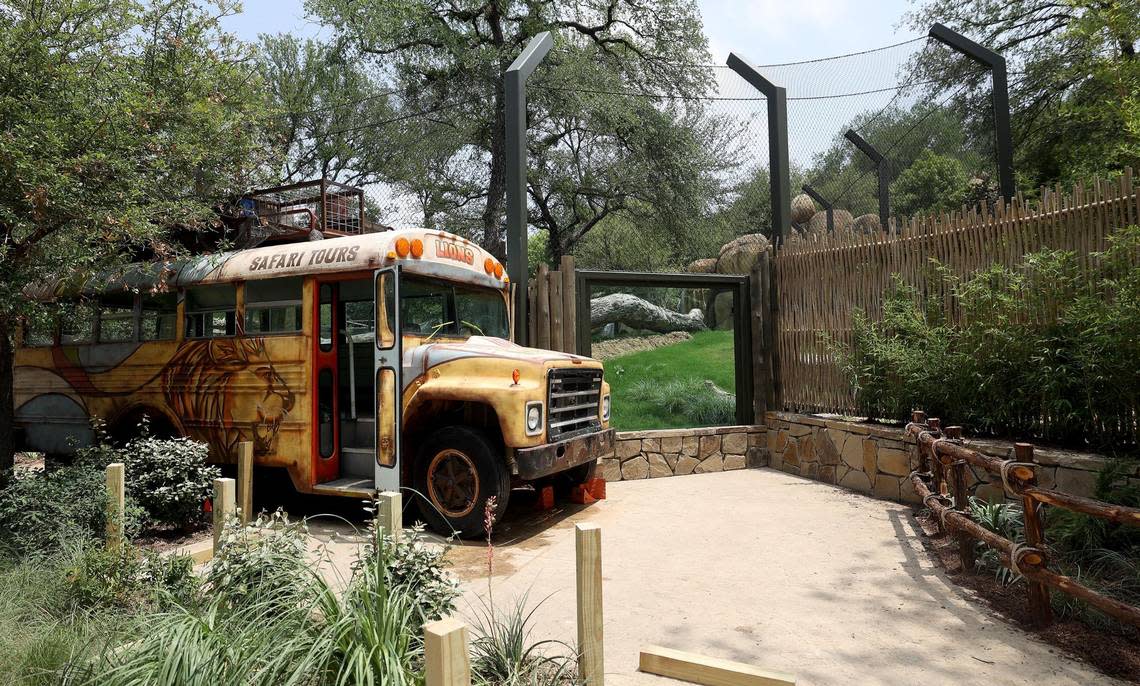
[13,216,613,536]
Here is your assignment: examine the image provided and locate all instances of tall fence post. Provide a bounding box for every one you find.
[424,617,472,686]
[505,31,554,345]
[212,477,236,555]
[727,53,790,245]
[1016,442,1054,627]
[105,462,125,549]
[801,184,834,233]
[928,23,1014,200]
[576,523,604,686]
[237,441,253,525]
[945,426,975,572]
[844,129,890,231]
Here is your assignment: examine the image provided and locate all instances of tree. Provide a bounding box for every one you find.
[892,151,970,217]
[0,0,270,478]
[905,0,1140,186]
[304,0,716,258]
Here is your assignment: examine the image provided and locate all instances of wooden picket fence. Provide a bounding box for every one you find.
[773,169,1139,415]
[528,255,578,353]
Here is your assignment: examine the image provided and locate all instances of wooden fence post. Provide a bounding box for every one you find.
[1016,442,1054,627]
[424,617,472,686]
[576,523,604,686]
[549,271,564,352]
[237,441,253,525]
[377,490,402,540]
[105,462,125,549]
[560,255,577,354]
[945,426,975,572]
[212,477,236,555]
[536,263,551,350]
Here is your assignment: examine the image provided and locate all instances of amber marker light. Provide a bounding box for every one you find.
[395,237,411,258]
[484,257,495,274]
[511,368,521,385]
[494,262,504,278]
[410,239,424,258]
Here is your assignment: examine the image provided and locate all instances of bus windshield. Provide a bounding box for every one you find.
[400,275,509,340]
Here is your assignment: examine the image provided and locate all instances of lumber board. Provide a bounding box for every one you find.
[638,645,795,686]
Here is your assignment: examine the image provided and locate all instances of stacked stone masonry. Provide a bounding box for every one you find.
[599,425,766,482]
[762,411,1139,504]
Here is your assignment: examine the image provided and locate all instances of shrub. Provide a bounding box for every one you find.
[837,225,1140,451]
[62,542,198,614]
[122,436,219,530]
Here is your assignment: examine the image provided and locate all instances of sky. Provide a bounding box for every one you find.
[219,0,918,64]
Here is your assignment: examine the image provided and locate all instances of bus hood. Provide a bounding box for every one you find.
[406,336,599,372]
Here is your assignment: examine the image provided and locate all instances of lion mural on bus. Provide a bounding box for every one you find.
[162,338,295,458]
[14,336,295,459]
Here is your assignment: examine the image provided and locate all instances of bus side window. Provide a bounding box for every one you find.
[59,301,96,345]
[141,292,177,341]
[98,292,136,343]
[245,277,303,335]
[185,285,236,338]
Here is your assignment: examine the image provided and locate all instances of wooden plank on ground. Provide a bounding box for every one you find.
[638,645,795,686]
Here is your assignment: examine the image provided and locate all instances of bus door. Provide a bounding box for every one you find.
[313,281,341,483]
[374,267,402,492]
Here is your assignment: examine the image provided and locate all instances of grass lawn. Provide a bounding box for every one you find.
[600,329,736,430]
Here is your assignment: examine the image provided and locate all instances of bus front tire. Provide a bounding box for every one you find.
[412,426,510,538]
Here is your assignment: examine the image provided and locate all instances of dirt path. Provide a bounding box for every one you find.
[437,470,1124,686]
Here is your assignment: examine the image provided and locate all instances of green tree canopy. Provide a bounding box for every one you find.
[0,0,271,476]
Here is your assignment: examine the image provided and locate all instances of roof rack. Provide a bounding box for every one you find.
[241,179,391,245]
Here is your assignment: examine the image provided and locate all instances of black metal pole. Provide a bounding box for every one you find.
[727,53,790,246]
[801,184,834,233]
[844,129,890,232]
[928,23,1014,200]
[505,32,554,345]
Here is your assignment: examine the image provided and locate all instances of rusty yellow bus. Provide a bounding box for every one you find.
[13,228,612,536]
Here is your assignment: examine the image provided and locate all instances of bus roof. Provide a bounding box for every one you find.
[28,229,509,299]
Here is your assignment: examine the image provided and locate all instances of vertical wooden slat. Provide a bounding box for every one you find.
[549,271,564,352]
[576,523,605,686]
[237,441,253,525]
[560,255,577,355]
[536,263,550,350]
[105,463,125,550]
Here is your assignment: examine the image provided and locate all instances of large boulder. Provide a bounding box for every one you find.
[590,293,706,333]
[806,209,853,234]
[715,233,771,275]
[791,193,816,225]
[686,257,717,273]
[853,213,881,234]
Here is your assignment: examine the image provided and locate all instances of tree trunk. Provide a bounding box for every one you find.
[589,293,707,333]
[482,84,508,261]
[0,315,14,485]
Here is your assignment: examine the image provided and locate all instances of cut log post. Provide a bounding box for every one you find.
[589,293,706,333]
[639,645,795,686]
[424,617,472,686]
[212,477,236,555]
[536,263,551,350]
[549,271,563,352]
[576,523,604,686]
[105,462,125,549]
[945,427,975,572]
[1017,443,1054,627]
[237,441,253,525]
[377,490,402,540]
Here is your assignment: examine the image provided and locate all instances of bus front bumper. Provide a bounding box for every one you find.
[514,428,615,480]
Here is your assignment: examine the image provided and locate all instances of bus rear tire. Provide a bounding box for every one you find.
[412,426,510,539]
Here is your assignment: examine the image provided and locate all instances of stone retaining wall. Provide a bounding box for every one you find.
[599,425,766,482]
[763,411,1139,504]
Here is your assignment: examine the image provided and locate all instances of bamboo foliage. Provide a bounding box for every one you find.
[774,169,1138,415]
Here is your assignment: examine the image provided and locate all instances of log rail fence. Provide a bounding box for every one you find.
[906,410,1140,629]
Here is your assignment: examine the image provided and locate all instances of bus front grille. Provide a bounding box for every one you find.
[547,368,603,441]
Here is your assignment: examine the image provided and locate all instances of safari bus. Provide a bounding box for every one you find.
[12,181,613,536]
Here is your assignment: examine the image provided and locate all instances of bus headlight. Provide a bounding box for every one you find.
[601,394,611,421]
[525,401,543,436]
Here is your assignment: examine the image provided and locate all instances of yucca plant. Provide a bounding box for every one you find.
[968,496,1024,585]
[469,592,577,686]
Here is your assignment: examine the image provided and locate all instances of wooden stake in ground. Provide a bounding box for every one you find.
[105,462,125,549]
[378,490,402,539]
[639,645,795,686]
[576,523,604,686]
[237,441,253,525]
[423,616,471,686]
[1016,443,1054,627]
[212,477,236,555]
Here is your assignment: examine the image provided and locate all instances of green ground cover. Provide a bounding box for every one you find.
[601,329,736,430]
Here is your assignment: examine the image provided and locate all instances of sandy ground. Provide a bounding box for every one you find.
[311,468,1123,686]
